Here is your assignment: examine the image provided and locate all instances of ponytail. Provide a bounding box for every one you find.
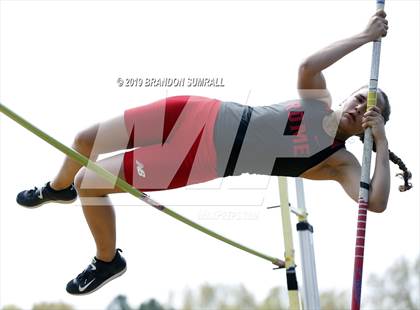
[388,150,413,192]
[358,135,413,192]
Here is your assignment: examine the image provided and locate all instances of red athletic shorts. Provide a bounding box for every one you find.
[123,96,221,191]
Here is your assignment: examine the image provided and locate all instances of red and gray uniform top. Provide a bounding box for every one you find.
[214,99,345,178]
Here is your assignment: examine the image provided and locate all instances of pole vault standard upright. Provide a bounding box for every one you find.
[278,177,300,310]
[0,103,285,269]
[277,177,320,310]
[351,1,385,309]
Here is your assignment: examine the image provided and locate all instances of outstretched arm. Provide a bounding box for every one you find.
[298,10,388,102]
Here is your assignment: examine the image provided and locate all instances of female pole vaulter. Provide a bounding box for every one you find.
[16,9,411,295]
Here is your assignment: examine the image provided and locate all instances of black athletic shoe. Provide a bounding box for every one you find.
[66,249,127,295]
[16,182,77,208]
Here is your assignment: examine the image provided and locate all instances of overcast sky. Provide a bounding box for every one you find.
[1,1,419,309]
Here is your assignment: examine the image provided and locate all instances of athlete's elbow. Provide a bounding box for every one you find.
[299,61,316,76]
[368,201,388,213]
[368,189,390,213]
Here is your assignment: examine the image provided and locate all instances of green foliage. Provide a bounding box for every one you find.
[138,298,166,310]
[198,283,217,308]
[180,283,282,310]
[231,284,257,310]
[32,302,74,310]
[319,290,349,310]
[106,295,132,310]
[1,305,23,310]
[5,256,419,310]
[257,287,287,310]
[366,255,420,310]
[181,289,194,310]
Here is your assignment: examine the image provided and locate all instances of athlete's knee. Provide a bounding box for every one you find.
[74,168,99,197]
[73,127,98,156]
[74,167,116,197]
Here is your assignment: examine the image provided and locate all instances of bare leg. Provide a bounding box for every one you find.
[50,115,130,190]
[81,196,116,262]
[74,153,127,262]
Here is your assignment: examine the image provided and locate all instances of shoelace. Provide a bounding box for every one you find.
[76,250,121,283]
[76,261,97,283]
[27,184,46,199]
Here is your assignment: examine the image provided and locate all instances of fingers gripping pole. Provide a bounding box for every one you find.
[0,103,285,269]
[351,1,385,310]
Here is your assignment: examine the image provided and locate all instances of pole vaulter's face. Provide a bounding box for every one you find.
[339,88,371,135]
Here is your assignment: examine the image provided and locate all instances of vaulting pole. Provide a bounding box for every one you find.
[0,102,285,268]
[351,1,385,309]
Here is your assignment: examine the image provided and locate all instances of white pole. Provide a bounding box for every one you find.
[295,178,320,310]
